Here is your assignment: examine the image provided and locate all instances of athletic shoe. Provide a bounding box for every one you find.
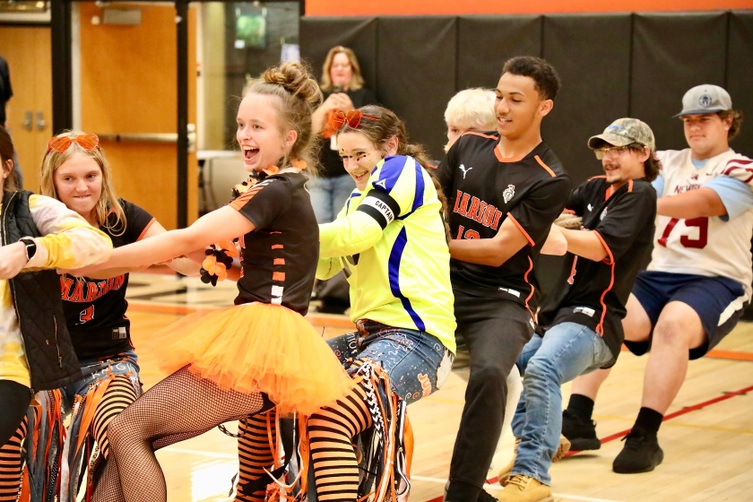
[498,436,571,486]
[612,429,664,473]
[477,489,499,501]
[561,409,601,450]
[498,475,553,502]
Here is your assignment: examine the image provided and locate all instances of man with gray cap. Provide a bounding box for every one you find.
[564,84,753,474]
[497,118,658,502]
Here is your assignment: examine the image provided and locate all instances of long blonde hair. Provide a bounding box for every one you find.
[319,46,365,93]
[39,131,127,235]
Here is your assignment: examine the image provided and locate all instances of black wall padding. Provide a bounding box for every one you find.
[301,9,753,169]
[631,12,729,152]
[376,17,457,158]
[728,11,753,156]
[542,14,633,188]
[456,15,543,90]
[301,10,753,298]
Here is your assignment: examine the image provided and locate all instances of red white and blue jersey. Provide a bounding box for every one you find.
[230,171,318,315]
[436,131,570,313]
[650,148,753,298]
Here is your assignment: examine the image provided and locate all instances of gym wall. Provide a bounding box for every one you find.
[301,10,753,188]
[301,10,753,295]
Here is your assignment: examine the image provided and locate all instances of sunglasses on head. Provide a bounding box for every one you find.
[329,109,379,132]
[47,133,100,153]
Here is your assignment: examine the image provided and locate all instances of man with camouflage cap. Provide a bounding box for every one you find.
[497,118,659,501]
[565,84,753,474]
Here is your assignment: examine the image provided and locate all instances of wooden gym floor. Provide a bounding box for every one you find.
[124,271,753,501]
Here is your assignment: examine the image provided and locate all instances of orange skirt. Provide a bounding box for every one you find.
[145,302,353,415]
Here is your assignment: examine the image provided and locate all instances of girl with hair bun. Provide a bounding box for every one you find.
[74,62,353,502]
[236,105,456,502]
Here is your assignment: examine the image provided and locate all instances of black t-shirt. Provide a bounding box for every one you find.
[436,131,570,312]
[318,87,378,178]
[537,176,656,365]
[60,199,154,360]
[229,171,318,315]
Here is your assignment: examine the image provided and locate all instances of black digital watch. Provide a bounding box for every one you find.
[19,237,37,262]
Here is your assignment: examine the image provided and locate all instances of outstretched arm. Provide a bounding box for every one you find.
[68,206,253,275]
[0,195,113,280]
[79,220,204,279]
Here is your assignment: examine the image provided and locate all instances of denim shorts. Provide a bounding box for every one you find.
[60,351,142,408]
[327,320,454,404]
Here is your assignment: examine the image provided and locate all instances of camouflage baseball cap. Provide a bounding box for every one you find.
[587,118,655,151]
[674,84,732,117]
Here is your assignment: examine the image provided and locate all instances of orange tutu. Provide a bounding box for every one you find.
[144,302,353,415]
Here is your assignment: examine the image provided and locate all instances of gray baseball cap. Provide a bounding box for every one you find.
[674,84,732,117]
[588,118,655,151]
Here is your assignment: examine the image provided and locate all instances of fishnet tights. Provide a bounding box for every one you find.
[92,365,273,502]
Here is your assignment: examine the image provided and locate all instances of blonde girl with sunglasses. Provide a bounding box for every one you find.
[0,126,112,502]
[15,131,199,502]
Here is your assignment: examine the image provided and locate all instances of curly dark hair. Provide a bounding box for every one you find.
[502,56,561,101]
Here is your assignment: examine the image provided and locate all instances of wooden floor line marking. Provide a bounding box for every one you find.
[564,383,753,458]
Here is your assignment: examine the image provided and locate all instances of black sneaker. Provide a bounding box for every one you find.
[476,489,498,501]
[612,429,664,473]
[562,410,601,450]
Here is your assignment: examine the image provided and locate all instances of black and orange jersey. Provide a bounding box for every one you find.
[436,131,570,312]
[60,199,155,360]
[538,176,656,362]
[230,171,318,315]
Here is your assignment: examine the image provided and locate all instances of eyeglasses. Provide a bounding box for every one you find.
[593,145,635,160]
[47,133,100,153]
[328,109,379,132]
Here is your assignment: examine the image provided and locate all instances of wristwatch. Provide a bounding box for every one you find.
[19,237,37,262]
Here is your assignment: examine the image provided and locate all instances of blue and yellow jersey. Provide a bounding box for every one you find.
[317,155,456,353]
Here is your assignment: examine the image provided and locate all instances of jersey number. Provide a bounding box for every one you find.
[456,225,480,240]
[657,217,708,249]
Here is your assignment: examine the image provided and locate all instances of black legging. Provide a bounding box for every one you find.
[0,380,31,446]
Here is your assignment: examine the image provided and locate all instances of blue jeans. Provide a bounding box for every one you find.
[308,174,355,223]
[60,351,141,407]
[327,320,454,404]
[511,322,612,485]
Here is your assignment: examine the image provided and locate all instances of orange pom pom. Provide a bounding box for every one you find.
[215,262,228,282]
[218,240,240,258]
[202,255,217,274]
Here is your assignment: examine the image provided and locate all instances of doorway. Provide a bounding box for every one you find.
[0,25,51,191]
